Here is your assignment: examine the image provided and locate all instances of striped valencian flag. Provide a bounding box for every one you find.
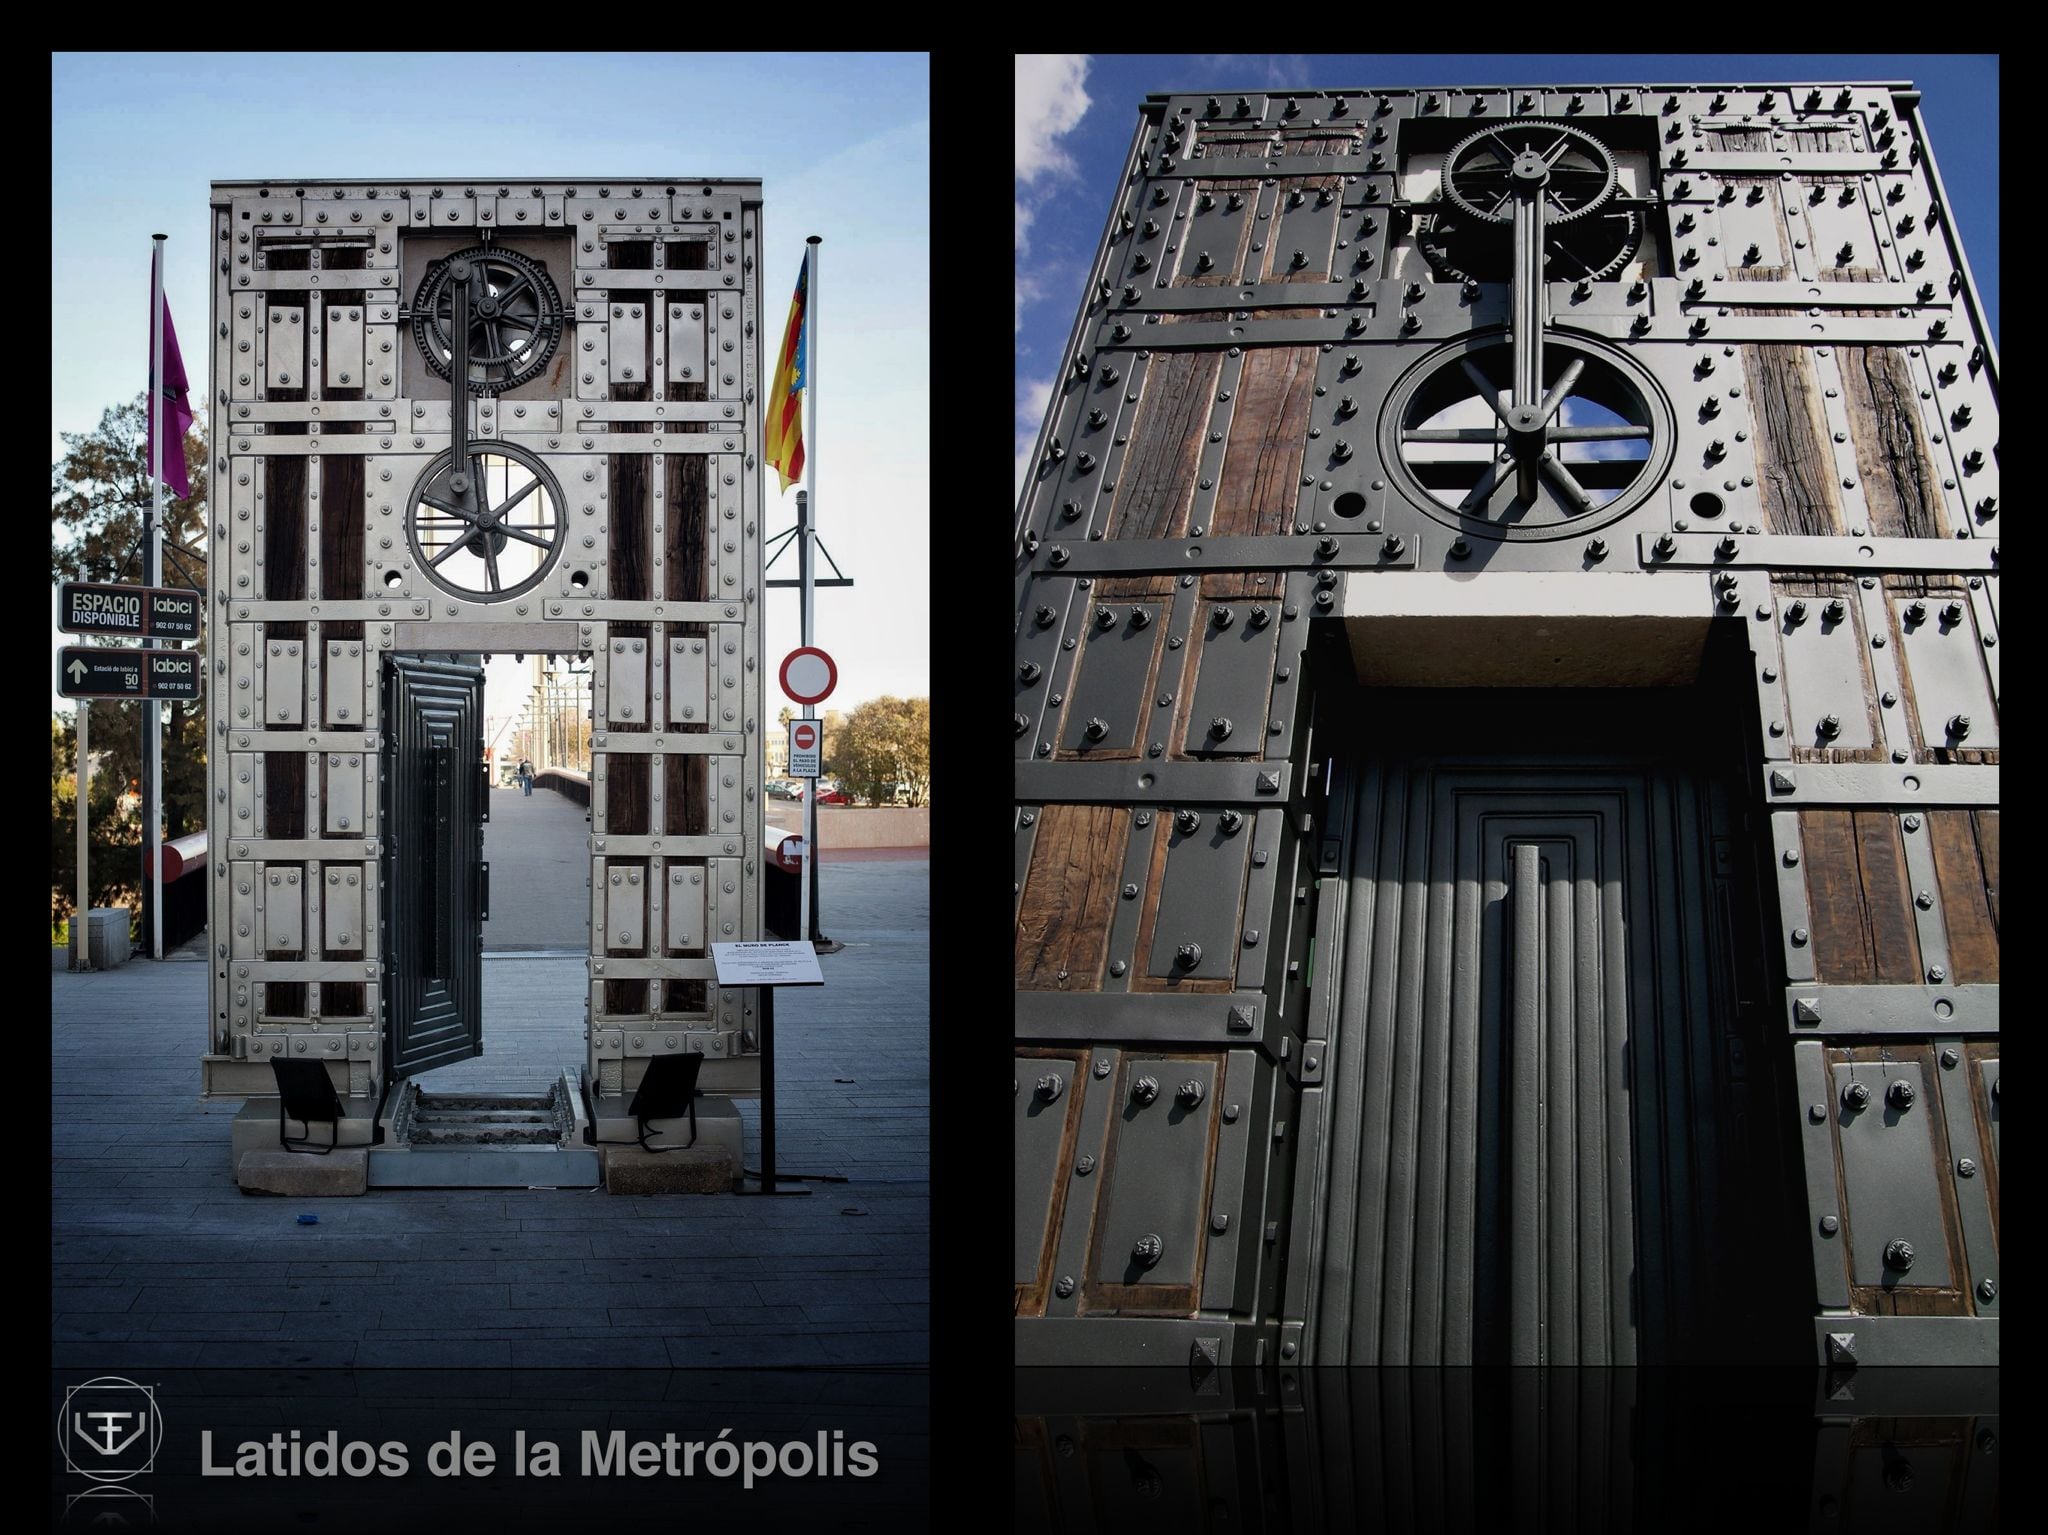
[766,258,808,492]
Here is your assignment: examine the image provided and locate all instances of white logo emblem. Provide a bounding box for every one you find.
[58,1378,162,1484]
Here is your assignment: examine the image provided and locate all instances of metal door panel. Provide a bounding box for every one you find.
[1830,1061,1953,1287]
[325,867,363,952]
[609,636,649,725]
[265,305,305,389]
[1269,181,1342,280]
[380,654,485,1080]
[1177,182,1256,285]
[668,636,709,725]
[665,864,705,950]
[1016,1056,1083,1286]
[1088,1056,1219,1297]
[1145,813,1251,979]
[1181,601,1281,756]
[1896,599,1998,749]
[1778,601,1876,749]
[666,301,707,386]
[1059,602,1163,755]
[323,304,365,389]
[606,865,645,948]
[324,640,364,726]
[323,751,364,835]
[607,301,648,385]
[266,639,304,726]
[261,866,303,951]
[230,753,262,836]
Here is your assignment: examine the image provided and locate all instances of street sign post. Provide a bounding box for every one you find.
[59,646,202,701]
[788,718,821,778]
[58,582,201,640]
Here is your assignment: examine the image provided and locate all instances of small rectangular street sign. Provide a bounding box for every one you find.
[787,718,822,778]
[58,582,202,640]
[60,646,202,701]
[711,940,825,987]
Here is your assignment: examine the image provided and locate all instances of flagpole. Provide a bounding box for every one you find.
[75,702,91,972]
[147,233,166,961]
[798,236,820,947]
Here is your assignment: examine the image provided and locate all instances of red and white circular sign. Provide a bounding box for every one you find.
[779,647,837,705]
[792,721,817,751]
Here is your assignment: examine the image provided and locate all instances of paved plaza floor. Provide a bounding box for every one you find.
[50,855,929,1371]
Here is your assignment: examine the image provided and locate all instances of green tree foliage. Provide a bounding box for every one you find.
[829,696,930,806]
[51,396,208,931]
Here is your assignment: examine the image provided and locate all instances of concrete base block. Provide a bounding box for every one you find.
[230,1094,381,1167]
[236,1148,369,1196]
[603,1144,737,1194]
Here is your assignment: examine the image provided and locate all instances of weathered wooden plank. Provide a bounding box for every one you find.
[1973,809,1999,932]
[1928,809,1998,982]
[1099,350,1220,599]
[1838,345,1949,539]
[1853,810,1924,985]
[1209,345,1315,541]
[1742,344,1845,536]
[1015,805,1129,989]
[1801,809,1873,983]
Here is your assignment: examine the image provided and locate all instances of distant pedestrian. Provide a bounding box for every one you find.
[518,758,534,796]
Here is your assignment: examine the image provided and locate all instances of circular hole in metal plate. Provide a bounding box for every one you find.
[1933,998,1954,1019]
[1901,775,1921,791]
[1332,491,1368,518]
[1689,491,1724,518]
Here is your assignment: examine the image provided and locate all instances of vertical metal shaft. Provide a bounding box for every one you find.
[1510,174,1549,506]
[75,703,91,972]
[797,235,821,947]
[147,234,166,960]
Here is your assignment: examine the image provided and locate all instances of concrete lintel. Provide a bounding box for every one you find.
[1342,571,1715,686]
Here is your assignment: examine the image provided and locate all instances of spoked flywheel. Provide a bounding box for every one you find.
[411,246,564,393]
[405,441,568,601]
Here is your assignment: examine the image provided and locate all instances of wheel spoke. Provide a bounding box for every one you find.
[484,539,502,591]
[1403,426,1504,443]
[1458,454,1508,514]
[422,493,483,523]
[1536,357,1587,425]
[428,535,472,570]
[1539,452,1594,512]
[1486,131,1521,165]
[496,524,555,551]
[1550,423,1652,442]
[1458,358,1512,423]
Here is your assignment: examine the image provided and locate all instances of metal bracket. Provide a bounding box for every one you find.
[1015,759,1292,806]
[1761,762,1998,806]
[1783,983,1996,1034]
[1642,531,1998,570]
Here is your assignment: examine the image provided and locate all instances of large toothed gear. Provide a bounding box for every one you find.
[1418,205,1643,285]
[411,245,564,393]
[1441,120,1618,225]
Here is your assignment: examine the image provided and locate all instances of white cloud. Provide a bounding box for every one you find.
[1016,375,1054,496]
[1016,55,1092,336]
[1016,55,1092,185]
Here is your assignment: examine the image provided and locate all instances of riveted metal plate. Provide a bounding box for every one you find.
[1783,984,1996,1034]
[1762,763,1998,806]
[1088,1055,1219,1292]
[1017,1051,1085,1287]
[1176,178,1257,286]
[1146,816,1253,979]
[1637,532,1998,571]
[323,752,364,835]
[261,866,304,951]
[265,640,303,726]
[1978,1058,1998,1161]
[608,638,648,726]
[668,637,709,725]
[323,305,365,389]
[1181,601,1282,756]
[1014,990,1266,1043]
[230,752,263,837]
[666,301,706,386]
[1778,599,1875,750]
[324,641,364,726]
[1831,1060,1952,1288]
[265,306,304,390]
[607,300,648,385]
[1896,600,1998,750]
[1059,602,1164,755]
[665,864,705,950]
[324,868,363,952]
[604,866,644,948]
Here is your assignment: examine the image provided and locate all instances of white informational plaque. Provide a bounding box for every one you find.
[711,940,825,987]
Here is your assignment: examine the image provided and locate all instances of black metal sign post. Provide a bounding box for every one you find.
[58,582,201,640]
[58,646,202,701]
[713,943,844,1197]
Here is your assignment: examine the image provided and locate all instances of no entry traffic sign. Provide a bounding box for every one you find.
[59,581,201,640]
[60,646,202,701]
[788,718,821,778]
[778,646,837,706]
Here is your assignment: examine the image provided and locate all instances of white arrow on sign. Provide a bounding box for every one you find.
[67,659,87,682]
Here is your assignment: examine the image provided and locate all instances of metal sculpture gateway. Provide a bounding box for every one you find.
[1013,83,1997,1367]
[202,179,767,1189]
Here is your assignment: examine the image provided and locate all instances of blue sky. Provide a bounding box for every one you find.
[52,51,929,726]
[1016,54,1999,485]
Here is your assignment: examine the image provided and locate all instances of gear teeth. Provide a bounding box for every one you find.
[411,245,563,395]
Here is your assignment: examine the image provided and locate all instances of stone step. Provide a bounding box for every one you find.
[368,1145,601,1188]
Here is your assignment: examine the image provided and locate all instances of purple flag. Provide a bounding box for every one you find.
[147,288,194,498]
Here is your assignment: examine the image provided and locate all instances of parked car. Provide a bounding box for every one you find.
[814,785,852,805]
[764,779,800,800]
